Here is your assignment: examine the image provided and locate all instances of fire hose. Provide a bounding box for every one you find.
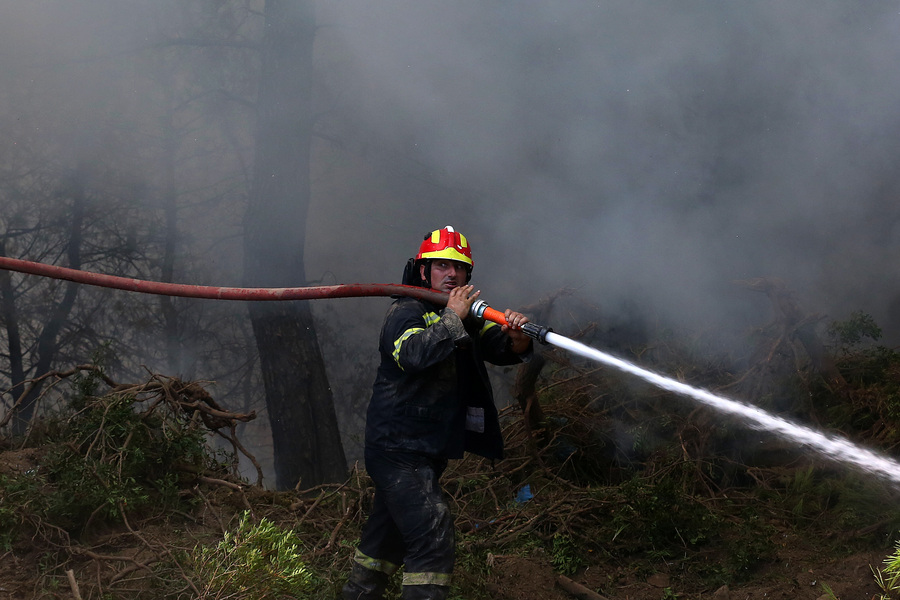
[5,255,900,484]
[0,255,552,341]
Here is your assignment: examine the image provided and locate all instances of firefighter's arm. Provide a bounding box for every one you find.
[385,301,468,372]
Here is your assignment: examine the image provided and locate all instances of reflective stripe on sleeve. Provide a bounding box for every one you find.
[391,311,442,367]
[393,327,424,367]
[479,321,498,336]
[402,571,452,586]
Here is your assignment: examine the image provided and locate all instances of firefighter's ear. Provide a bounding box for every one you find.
[418,261,432,287]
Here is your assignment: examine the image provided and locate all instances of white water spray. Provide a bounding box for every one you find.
[545,331,900,487]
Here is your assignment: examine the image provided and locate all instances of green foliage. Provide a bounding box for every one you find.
[724,513,777,583]
[43,392,207,530]
[815,311,900,440]
[188,511,316,599]
[834,344,900,390]
[615,475,719,555]
[767,466,900,547]
[781,466,822,519]
[550,533,582,575]
[0,471,44,551]
[449,545,491,600]
[828,311,882,349]
[872,540,900,599]
[8,302,900,599]
[0,371,218,548]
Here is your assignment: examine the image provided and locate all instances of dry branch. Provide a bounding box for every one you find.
[65,569,83,600]
[557,575,609,600]
[735,277,847,391]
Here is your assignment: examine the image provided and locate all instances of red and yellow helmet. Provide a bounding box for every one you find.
[415,226,473,267]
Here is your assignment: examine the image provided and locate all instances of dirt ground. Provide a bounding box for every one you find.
[0,526,889,600]
[487,546,886,600]
[0,549,884,600]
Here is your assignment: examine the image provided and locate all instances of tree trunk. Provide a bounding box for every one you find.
[244,0,347,489]
[10,170,86,434]
[160,102,182,376]
[0,239,26,413]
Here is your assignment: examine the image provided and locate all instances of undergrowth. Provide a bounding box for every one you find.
[2,309,900,598]
[1,368,212,547]
[873,540,900,599]
[189,511,317,599]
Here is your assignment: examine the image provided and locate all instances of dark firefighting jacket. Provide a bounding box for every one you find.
[365,297,529,460]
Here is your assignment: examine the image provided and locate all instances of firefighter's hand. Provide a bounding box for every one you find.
[503,310,532,354]
[447,285,479,320]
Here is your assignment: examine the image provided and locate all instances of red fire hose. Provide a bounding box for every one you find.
[0,255,552,340]
[0,254,451,303]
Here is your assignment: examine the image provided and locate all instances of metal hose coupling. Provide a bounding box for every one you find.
[470,299,553,344]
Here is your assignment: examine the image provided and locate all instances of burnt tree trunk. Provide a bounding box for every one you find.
[0,239,26,415]
[244,0,347,489]
[9,170,86,435]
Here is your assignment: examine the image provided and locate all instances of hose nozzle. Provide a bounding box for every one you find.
[470,299,553,344]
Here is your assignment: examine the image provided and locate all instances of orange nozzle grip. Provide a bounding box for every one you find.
[481,305,508,326]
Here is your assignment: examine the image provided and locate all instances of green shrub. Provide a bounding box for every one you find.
[0,471,46,551]
[189,511,316,599]
[42,392,207,530]
[872,540,900,599]
[550,532,582,575]
[1,372,219,544]
[828,311,882,349]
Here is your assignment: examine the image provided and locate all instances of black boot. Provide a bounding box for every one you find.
[400,584,450,600]
[342,563,389,600]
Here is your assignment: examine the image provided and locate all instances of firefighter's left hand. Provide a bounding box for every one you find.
[503,310,532,354]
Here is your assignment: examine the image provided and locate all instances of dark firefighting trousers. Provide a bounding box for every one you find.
[342,448,454,600]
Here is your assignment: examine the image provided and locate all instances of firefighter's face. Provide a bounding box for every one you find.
[422,259,469,292]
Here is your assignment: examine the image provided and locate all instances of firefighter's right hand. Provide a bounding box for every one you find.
[447,285,479,320]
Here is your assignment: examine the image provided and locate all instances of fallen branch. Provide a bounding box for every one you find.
[556,575,609,600]
[197,475,243,491]
[66,569,83,600]
[317,494,357,554]
[117,501,201,597]
[197,476,253,513]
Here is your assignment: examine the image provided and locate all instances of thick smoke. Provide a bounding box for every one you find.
[7,1,899,342]
[4,0,900,546]
[313,1,900,345]
[4,2,900,464]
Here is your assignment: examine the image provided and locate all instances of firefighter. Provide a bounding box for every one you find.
[342,226,533,600]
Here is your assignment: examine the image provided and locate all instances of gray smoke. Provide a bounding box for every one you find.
[3,1,900,439]
[312,1,900,346]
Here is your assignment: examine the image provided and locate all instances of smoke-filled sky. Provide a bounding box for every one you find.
[310,1,900,346]
[3,0,900,351]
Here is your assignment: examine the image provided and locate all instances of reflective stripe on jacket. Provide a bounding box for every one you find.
[365,297,527,459]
